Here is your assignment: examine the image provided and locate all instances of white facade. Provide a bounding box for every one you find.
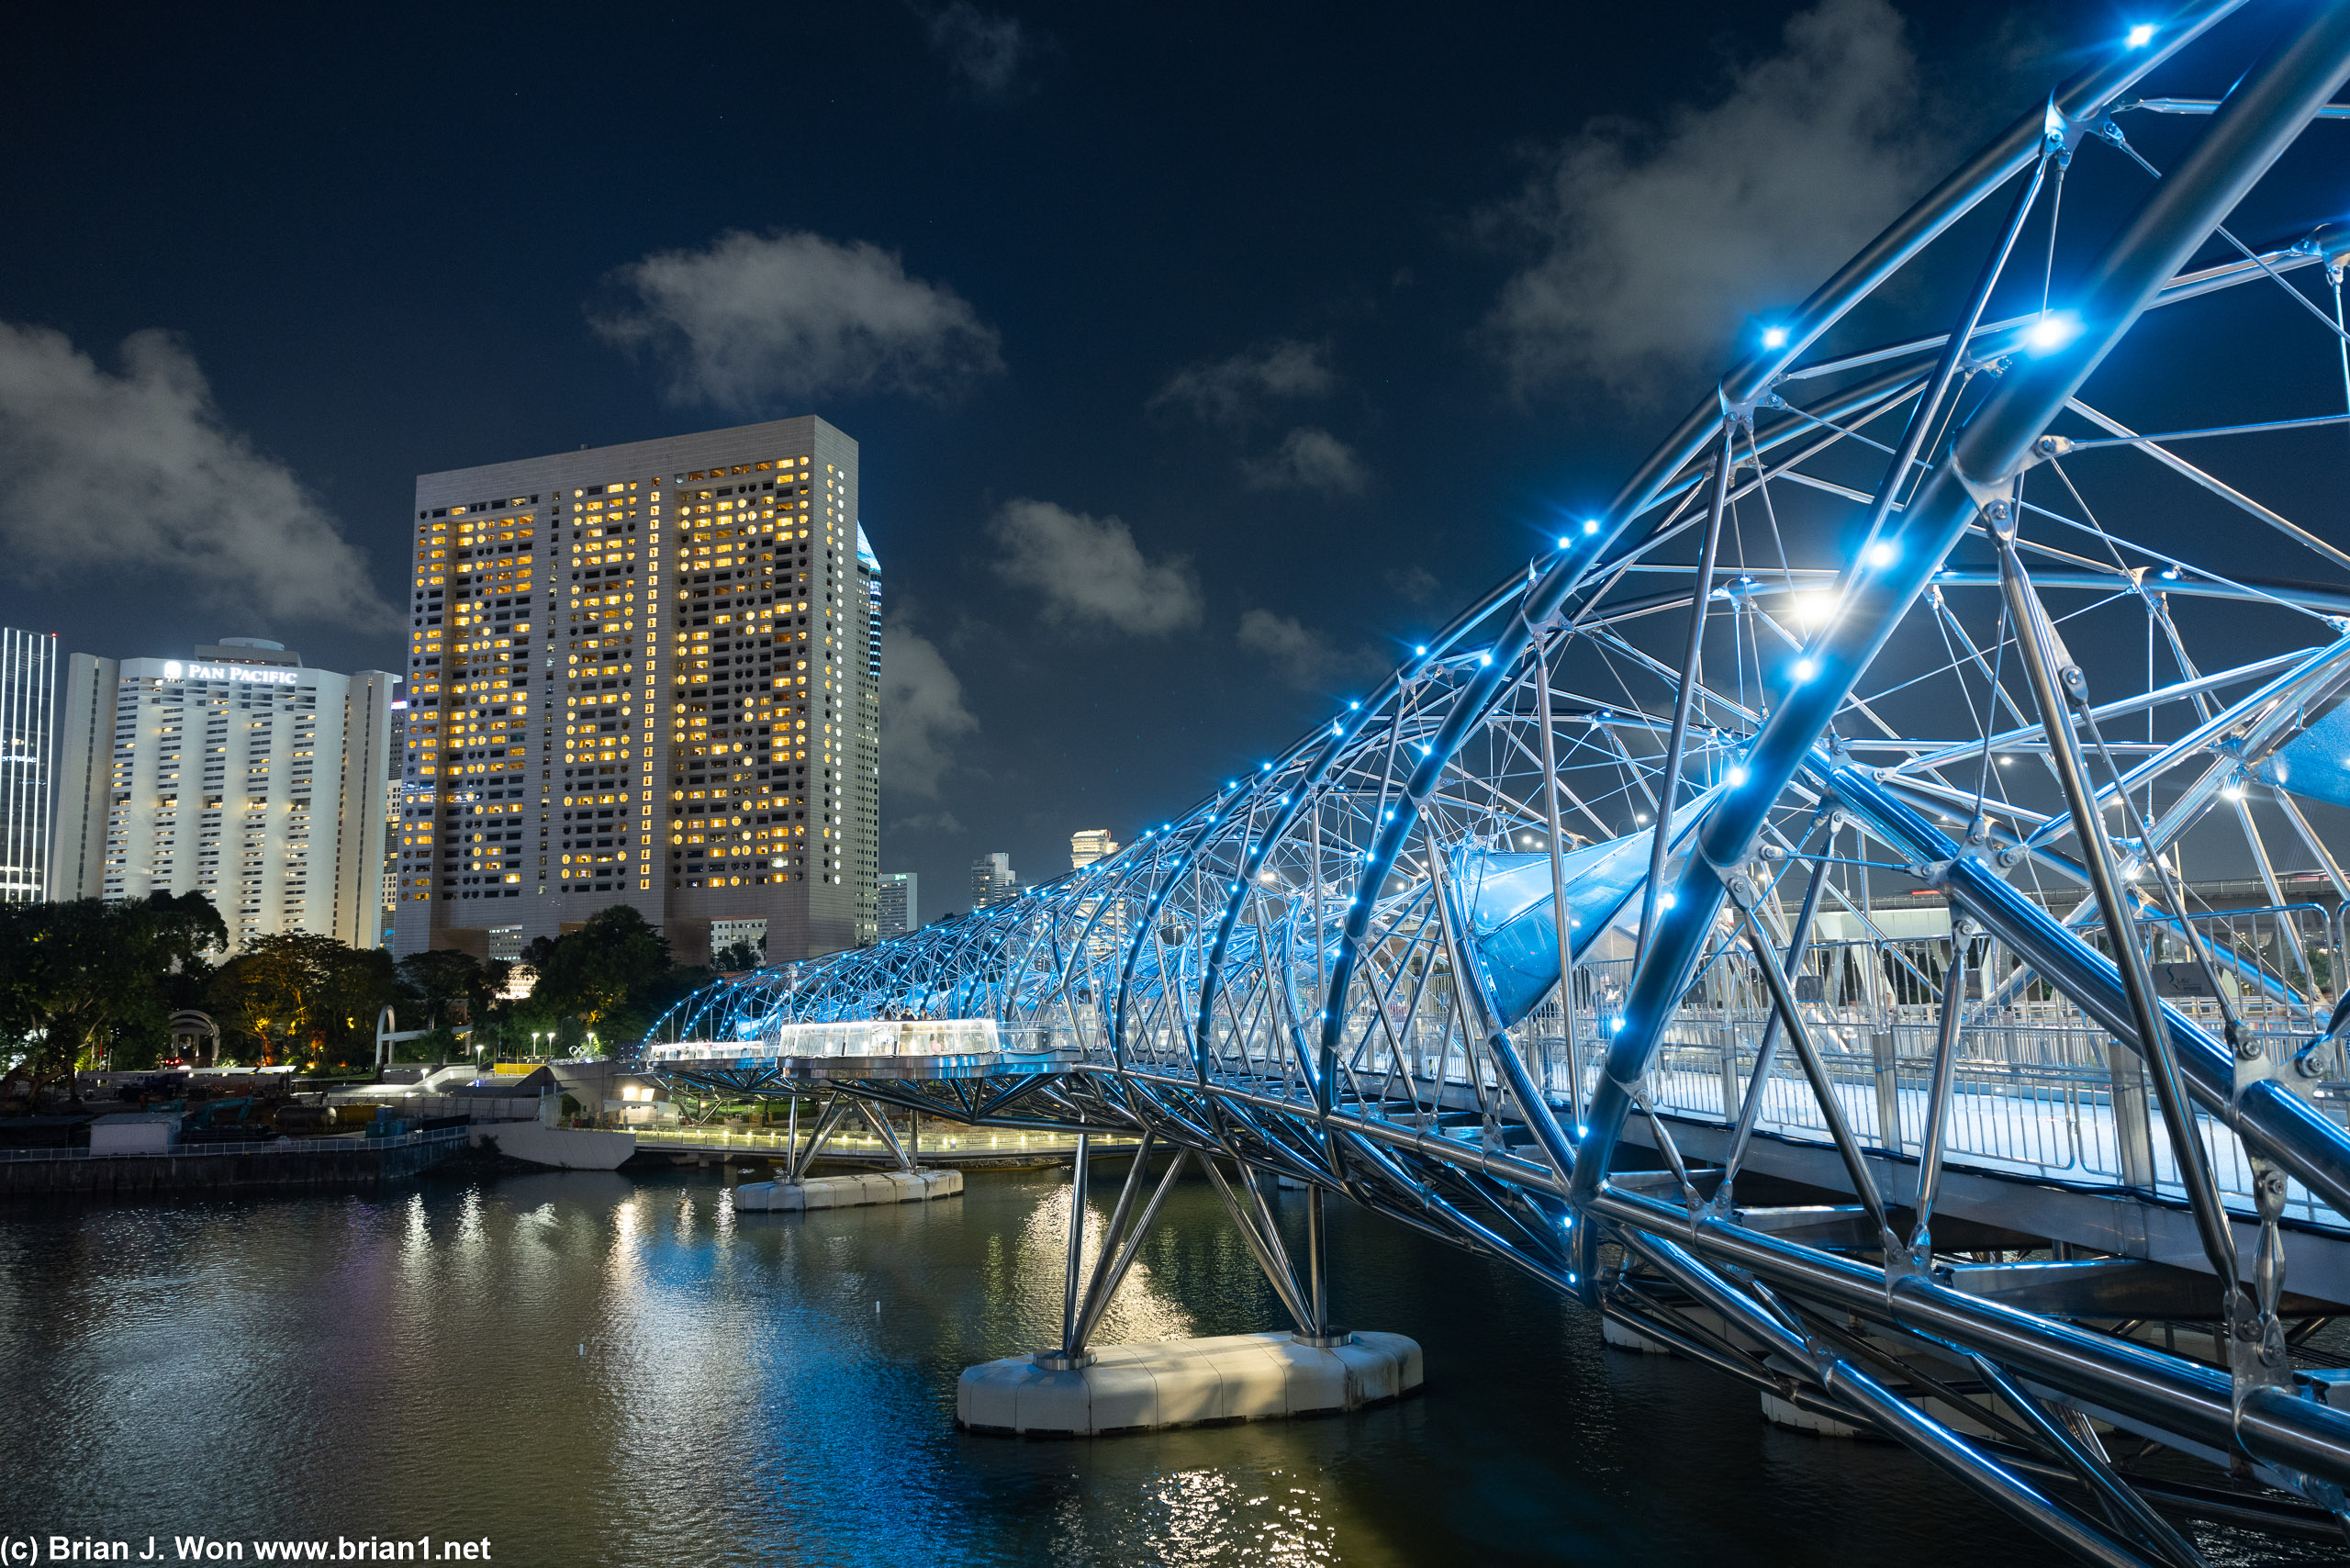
[0,628,56,902]
[51,644,397,948]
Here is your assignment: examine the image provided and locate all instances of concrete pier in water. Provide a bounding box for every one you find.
[957,1329,1422,1436]
[731,1168,963,1211]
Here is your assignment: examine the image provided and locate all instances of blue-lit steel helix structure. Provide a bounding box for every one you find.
[643,6,2350,1556]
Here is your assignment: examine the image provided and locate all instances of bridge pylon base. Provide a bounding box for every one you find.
[730,1168,963,1212]
[956,1329,1422,1438]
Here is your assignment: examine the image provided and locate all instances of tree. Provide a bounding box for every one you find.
[0,893,227,1083]
[207,932,397,1069]
[532,907,674,1034]
[398,948,485,1030]
[212,934,327,1066]
[314,946,398,1069]
[714,940,765,972]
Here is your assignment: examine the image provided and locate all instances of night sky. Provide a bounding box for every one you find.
[0,1,2201,916]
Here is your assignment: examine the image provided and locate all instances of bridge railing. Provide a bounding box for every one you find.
[1514,1004,2347,1231]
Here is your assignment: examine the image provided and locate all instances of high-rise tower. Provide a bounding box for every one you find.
[854,525,881,946]
[50,639,396,946]
[0,628,56,902]
[393,416,878,966]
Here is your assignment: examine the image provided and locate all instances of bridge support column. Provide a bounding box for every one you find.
[961,1149,1418,1437]
[1040,1134,1094,1371]
[1307,1185,1328,1340]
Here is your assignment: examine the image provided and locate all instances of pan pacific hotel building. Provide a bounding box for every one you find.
[50,638,397,949]
[391,416,880,967]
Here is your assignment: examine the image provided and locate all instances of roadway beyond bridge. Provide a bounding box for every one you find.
[639,8,2350,1559]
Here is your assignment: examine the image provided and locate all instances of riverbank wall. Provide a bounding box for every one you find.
[0,1127,467,1198]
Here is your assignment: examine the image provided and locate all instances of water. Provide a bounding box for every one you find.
[0,1164,2317,1566]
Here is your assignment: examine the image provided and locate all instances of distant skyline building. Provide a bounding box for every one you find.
[878,871,916,938]
[971,851,1015,911]
[50,638,397,948]
[393,416,877,968]
[0,628,57,902]
[1070,829,1119,870]
[380,690,405,946]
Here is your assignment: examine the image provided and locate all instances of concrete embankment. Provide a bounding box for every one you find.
[0,1129,465,1198]
[731,1169,964,1211]
[474,1123,636,1170]
[958,1330,1422,1436]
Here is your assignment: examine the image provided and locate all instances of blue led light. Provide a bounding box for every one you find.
[2126,22,2155,47]
[2024,310,2082,354]
[1761,325,1789,349]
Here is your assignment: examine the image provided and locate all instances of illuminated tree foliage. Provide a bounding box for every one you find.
[207,933,397,1069]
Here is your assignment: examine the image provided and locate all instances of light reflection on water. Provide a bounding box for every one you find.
[0,1164,2271,1566]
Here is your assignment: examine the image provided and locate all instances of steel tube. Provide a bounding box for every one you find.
[1569,6,2350,1227]
[1638,420,1735,962]
[1307,1184,1328,1337]
[1965,1353,2211,1568]
[1719,822,1832,1199]
[1737,913,1895,1245]
[1995,541,2240,1293]
[1532,633,1583,1124]
[1829,765,2350,1223]
[1910,934,1971,1252]
[1074,1130,1158,1347]
[1073,1148,1191,1349]
[1060,1132,1091,1356]
[1631,1230,2157,1568]
[1597,1183,2350,1491]
[1200,1156,1313,1331]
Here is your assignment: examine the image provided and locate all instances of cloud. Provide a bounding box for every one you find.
[879,612,979,797]
[990,498,1202,635]
[890,810,966,835]
[1243,427,1367,495]
[926,3,1036,99]
[1385,564,1440,603]
[0,323,392,629]
[1237,610,1374,691]
[1481,0,1945,398]
[1148,339,1336,429]
[595,230,1003,410]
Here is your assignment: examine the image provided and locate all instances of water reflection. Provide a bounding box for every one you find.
[0,1169,2271,1566]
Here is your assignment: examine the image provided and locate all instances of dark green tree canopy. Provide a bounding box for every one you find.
[531,906,673,1028]
[0,893,228,1082]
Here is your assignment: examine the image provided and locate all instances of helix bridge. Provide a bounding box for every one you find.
[639,5,2350,1558]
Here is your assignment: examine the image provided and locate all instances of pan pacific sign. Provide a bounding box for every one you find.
[160,660,300,686]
